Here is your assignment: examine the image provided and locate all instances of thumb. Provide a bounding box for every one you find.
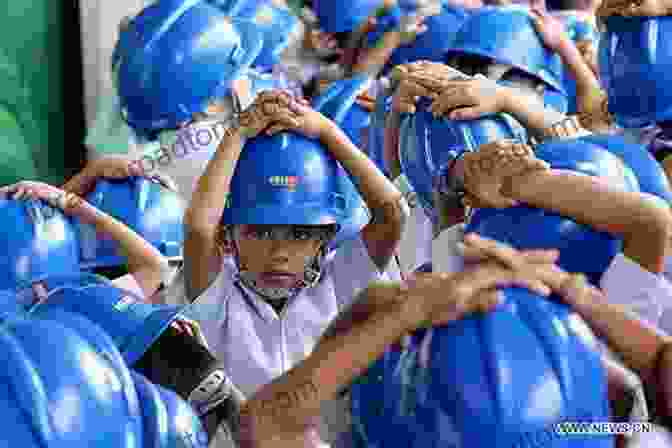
[449,106,485,121]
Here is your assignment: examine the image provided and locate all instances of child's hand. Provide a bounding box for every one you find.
[462,140,550,209]
[265,99,332,139]
[530,8,570,53]
[428,75,509,120]
[460,233,560,271]
[390,61,465,113]
[597,0,671,17]
[237,89,303,139]
[0,181,86,215]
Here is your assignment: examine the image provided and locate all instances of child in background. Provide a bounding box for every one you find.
[0,158,172,299]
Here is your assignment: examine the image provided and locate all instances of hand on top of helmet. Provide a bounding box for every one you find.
[237,89,305,139]
[264,98,333,139]
[462,140,550,209]
[390,61,467,113]
[0,181,86,215]
[429,75,510,120]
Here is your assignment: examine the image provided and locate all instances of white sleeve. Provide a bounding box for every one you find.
[329,235,387,310]
[600,253,672,327]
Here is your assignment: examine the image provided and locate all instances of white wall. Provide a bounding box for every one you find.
[79,0,152,126]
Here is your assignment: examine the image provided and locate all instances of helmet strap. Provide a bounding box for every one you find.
[228,227,326,303]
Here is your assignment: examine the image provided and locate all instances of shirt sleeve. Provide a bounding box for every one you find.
[600,253,672,327]
[329,235,387,310]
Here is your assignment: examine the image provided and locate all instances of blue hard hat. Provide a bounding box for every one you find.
[399,98,527,216]
[580,133,672,204]
[314,0,381,33]
[222,132,349,226]
[445,6,565,95]
[0,198,80,291]
[382,5,470,76]
[0,315,144,447]
[131,371,210,448]
[599,16,672,128]
[466,138,640,286]
[427,288,613,447]
[115,0,264,137]
[0,388,43,448]
[233,2,302,71]
[313,76,372,248]
[0,290,28,321]
[29,283,185,365]
[76,177,186,269]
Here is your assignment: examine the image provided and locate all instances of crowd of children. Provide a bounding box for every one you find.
[4,0,672,446]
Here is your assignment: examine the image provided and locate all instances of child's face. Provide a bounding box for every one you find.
[234,225,325,288]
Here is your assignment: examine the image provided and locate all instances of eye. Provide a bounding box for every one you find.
[292,228,314,240]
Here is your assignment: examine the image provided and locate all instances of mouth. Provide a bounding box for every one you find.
[259,272,298,285]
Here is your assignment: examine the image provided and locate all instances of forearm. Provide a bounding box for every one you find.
[184,130,245,236]
[556,38,601,98]
[76,201,169,292]
[236,293,414,446]
[499,86,567,139]
[505,170,671,273]
[351,32,401,77]
[572,289,667,382]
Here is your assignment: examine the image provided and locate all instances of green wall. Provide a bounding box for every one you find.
[0,1,76,186]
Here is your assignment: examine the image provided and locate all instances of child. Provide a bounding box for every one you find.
[111,0,264,201]
[223,235,618,447]
[182,89,405,446]
[0,174,169,299]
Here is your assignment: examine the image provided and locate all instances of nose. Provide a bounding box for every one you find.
[266,240,292,263]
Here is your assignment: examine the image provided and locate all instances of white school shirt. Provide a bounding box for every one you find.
[396,206,434,274]
[186,235,386,398]
[393,175,434,274]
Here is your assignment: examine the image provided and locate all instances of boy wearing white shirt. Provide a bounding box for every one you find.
[182,91,405,447]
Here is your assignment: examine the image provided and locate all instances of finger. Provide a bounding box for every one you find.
[399,80,436,101]
[462,233,524,269]
[467,290,503,314]
[432,90,477,117]
[450,106,485,121]
[520,249,560,264]
[266,124,290,136]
